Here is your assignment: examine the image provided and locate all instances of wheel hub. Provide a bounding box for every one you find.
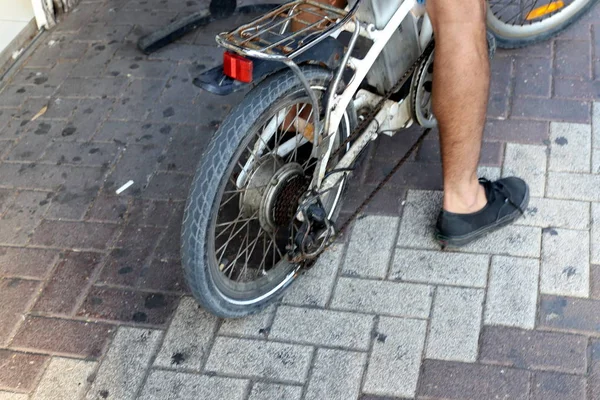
[240,156,308,233]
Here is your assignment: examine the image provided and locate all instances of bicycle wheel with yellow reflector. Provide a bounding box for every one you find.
[486,0,598,48]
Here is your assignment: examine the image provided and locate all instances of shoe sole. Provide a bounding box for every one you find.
[434,185,530,249]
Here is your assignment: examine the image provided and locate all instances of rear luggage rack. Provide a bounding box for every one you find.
[216,0,358,60]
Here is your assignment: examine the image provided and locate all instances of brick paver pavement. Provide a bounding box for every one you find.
[0,0,599,398]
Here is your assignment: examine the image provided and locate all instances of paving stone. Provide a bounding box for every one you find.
[341,215,400,278]
[66,98,116,142]
[479,326,587,374]
[219,306,275,339]
[143,172,192,200]
[248,383,302,400]
[487,91,509,119]
[206,337,312,383]
[367,160,443,191]
[30,220,118,250]
[158,125,210,174]
[32,357,96,400]
[554,77,600,100]
[516,197,590,230]
[0,279,41,345]
[33,252,103,315]
[270,306,374,350]
[502,143,547,197]
[594,102,600,147]
[4,134,52,162]
[104,143,166,194]
[56,77,128,99]
[531,371,586,400]
[555,40,592,79]
[282,244,343,307]
[86,327,162,400]
[592,203,600,264]
[110,79,167,121]
[139,371,248,400]
[41,142,119,167]
[396,190,441,250]
[45,167,105,220]
[331,277,432,318]
[541,228,589,297]
[548,122,592,172]
[105,59,175,80]
[391,249,489,288]
[68,43,120,78]
[477,165,501,181]
[0,392,29,400]
[0,191,51,245]
[126,198,173,227]
[484,256,539,329]
[418,360,530,400]
[0,350,48,392]
[462,224,542,258]
[591,339,600,400]
[426,286,484,362]
[416,140,503,166]
[511,97,590,123]
[11,316,113,358]
[593,264,600,299]
[137,258,187,293]
[86,195,129,222]
[154,297,218,370]
[0,247,58,279]
[305,349,366,400]
[547,171,600,201]
[363,317,426,398]
[0,163,66,190]
[77,286,178,325]
[97,225,161,287]
[514,57,552,97]
[539,295,600,336]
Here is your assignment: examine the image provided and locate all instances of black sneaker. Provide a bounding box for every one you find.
[435,177,530,248]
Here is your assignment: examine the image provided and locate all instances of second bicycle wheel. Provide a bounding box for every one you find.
[487,0,598,48]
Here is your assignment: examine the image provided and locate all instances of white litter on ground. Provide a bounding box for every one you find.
[116,180,134,194]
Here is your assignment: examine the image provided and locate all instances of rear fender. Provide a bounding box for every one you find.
[193,37,345,95]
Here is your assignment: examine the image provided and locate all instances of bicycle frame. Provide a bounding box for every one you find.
[216,0,434,196]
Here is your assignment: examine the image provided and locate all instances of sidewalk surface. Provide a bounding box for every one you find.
[1,1,600,399]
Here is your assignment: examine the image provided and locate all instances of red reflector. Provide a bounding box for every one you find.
[223,52,253,83]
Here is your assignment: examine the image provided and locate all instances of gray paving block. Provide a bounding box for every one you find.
[484,256,539,329]
[593,148,600,174]
[32,357,96,400]
[515,197,590,230]
[502,143,547,197]
[85,327,163,400]
[282,244,343,307]
[363,317,427,398]
[592,203,600,264]
[342,215,400,278]
[269,306,374,350]
[391,249,489,288]
[458,225,542,258]
[426,287,485,362]
[0,392,29,400]
[219,306,274,338]
[205,337,312,383]
[593,102,600,148]
[548,122,592,173]
[397,190,442,250]
[154,297,219,371]
[478,166,501,181]
[330,277,432,318]
[541,228,590,297]
[248,383,302,400]
[305,349,366,400]
[547,172,600,201]
[139,370,247,400]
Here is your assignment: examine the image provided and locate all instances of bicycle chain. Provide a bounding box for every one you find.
[329,40,435,159]
[300,41,436,268]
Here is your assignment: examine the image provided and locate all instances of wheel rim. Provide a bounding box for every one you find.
[208,86,350,304]
[487,0,591,39]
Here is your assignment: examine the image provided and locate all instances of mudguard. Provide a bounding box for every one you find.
[193,37,345,96]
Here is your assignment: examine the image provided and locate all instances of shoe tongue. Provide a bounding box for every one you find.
[481,180,495,203]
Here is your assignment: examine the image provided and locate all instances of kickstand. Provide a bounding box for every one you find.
[137,0,281,54]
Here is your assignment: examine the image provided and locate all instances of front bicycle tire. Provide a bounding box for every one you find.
[487,0,598,48]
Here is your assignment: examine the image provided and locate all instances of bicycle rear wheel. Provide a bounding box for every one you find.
[487,0,598,48]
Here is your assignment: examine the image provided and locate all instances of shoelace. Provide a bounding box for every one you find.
[479,178,525,218]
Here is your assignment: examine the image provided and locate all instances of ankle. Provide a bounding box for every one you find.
[443,180,487,214]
